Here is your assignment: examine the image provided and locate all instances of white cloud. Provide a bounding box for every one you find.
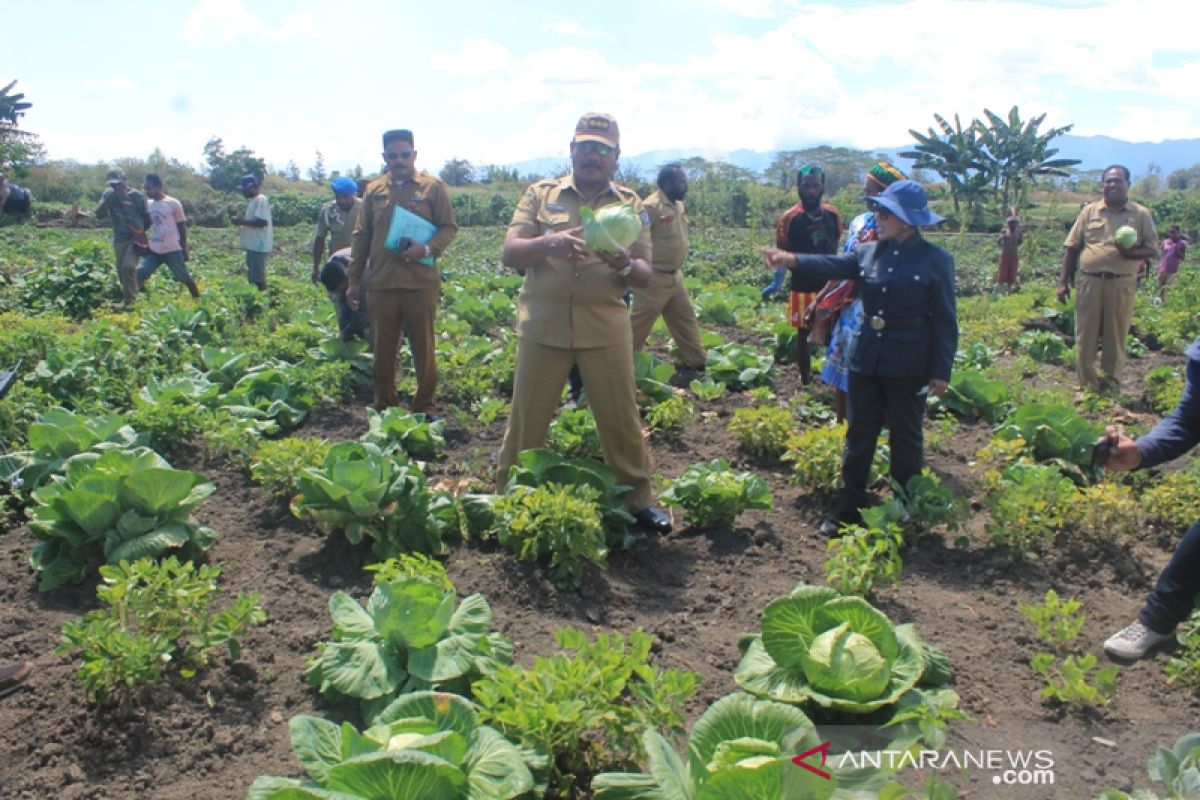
[708,0,778,18]
[183,0,318,47]
[539,20,608,38]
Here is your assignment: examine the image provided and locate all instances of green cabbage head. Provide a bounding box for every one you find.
[801,621,891,703]
[734,583,935,713]
[580,203,641,253]
[1115,225,1138,249]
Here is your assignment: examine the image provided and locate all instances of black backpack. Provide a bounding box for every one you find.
[2,185,31,215]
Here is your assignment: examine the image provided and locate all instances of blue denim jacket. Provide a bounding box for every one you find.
[1137,337,1200,469]
[789,233,957,381]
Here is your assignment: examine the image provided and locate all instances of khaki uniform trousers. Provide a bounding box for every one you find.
[629,270,706,368]
[1074,272,1136,387]
[367,286,439,413]
[113,240,139,305]
[496,338,653,510]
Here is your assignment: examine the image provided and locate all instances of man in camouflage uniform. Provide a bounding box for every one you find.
[497,112,671,533]
[311,176,362,284]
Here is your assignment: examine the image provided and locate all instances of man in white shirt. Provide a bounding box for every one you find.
[231,174,272,291]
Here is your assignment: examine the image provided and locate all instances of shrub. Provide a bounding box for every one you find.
[547,407,602,460]
[249,437,331,501]
[661,459,772,528]
[728,404,793,459]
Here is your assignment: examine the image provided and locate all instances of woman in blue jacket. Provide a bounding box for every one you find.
[762,180,957,535]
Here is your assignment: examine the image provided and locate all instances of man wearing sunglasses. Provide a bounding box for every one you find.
[348,129,458,415]
[497,112,671,535]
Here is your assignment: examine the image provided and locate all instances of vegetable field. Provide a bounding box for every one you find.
[1,219,1199,799]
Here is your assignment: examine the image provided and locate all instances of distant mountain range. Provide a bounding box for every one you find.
[506,135,1199,182]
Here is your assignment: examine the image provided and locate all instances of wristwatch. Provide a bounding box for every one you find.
[423,243,432,258]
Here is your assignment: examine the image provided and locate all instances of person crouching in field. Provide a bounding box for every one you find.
[319,248,370,342]
[996,216,1022,291]
[1157,225,1188,303]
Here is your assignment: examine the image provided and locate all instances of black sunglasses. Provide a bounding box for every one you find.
[383,150,415,161]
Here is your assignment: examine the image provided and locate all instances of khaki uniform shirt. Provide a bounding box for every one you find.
[349,172,458,291]
[508,174,651,349]
[643,190,687,272]
[315,197,362,254]
[1065,199,1158,277]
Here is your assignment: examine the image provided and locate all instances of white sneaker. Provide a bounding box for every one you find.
[1103,620,1173,659]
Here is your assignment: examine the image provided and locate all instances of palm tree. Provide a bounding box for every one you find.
[974,106,1079,213]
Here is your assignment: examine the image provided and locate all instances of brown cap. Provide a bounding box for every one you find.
[573,112,619,147]
[105,168,127,185]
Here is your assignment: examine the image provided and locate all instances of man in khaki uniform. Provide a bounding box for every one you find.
[630,164,706,369]
[311,176,362,284]
[497,112,671,533]
[348,129,458,414]
[1058,165,1158,389]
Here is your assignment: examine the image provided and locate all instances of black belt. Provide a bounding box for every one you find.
[1083,271,1133,279]
[868,315,929,331]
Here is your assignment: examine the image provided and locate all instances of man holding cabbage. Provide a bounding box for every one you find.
[497,112,671,534]
[1058,165,1158,390]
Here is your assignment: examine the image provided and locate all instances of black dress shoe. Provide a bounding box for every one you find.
[634,506,672,534]
[0,661,32,697]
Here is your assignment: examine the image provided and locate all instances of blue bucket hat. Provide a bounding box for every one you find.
[330,176,357,195]
[867,180,943,227]
[237,174,259,190]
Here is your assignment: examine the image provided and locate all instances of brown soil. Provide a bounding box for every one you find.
[0,335,1197,800]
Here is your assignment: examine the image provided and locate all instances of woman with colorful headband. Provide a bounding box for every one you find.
[807,161,907,421]
[761,180,957,536]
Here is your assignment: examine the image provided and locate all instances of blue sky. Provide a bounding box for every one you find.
[9,0,1198,176]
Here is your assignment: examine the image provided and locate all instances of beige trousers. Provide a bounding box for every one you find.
[1074,272,1136,387]
[496,338,654,510]
[629,270,706,368]
[367,286,439,413]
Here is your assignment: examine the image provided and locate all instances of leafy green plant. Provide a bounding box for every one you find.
[547,407,602,460]
[705,342,775,389]
[895,470,963,533]
[1019,589,1084,652]
[1018,329,1070,364]
[57,557,265,710]
[593,692,833,800]
[28,447,218,590]
[0,407,143,491]
[249,436,331,501]
[728,403,793,458]
[248,692,542,800]
[1166,609,1200,688]
[1029,652,1118,708]
[474,396,510,426]
[995,403,1101,471]
[19,240,122,320]
[1067,481,1140,540]
[306,577,513,722]
[633,351,676,404]
[473,627,700,797]
[291,442,459,557]
[660,459,771,528]
[735,583,949,714]
[222,365,314,431]
[482,483,609,590]
[362,407,447,460]
[825,510,905,598]
[689,377,726,401]
[784,423,889,493]
[1145,366,1185,415]
[366,553,453,590]
[940,369,1011,423]
[1142,466,1200,532]
[644,394,693,439]
[982,460,1077,559]
[468,449,636,550]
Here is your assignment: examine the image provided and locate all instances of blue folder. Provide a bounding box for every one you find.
[385,205,437,267]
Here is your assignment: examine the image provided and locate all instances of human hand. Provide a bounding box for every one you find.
[311,269,320,285]
[402,241,427,261]
[596,246,632,272]
[928,379,949,397]
[546,226,588,261]
[182,248,189,262]
[759,247,794,270]
[1099,424,1141,471]
[346,281,361,311]
[1056,283,1071,303]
